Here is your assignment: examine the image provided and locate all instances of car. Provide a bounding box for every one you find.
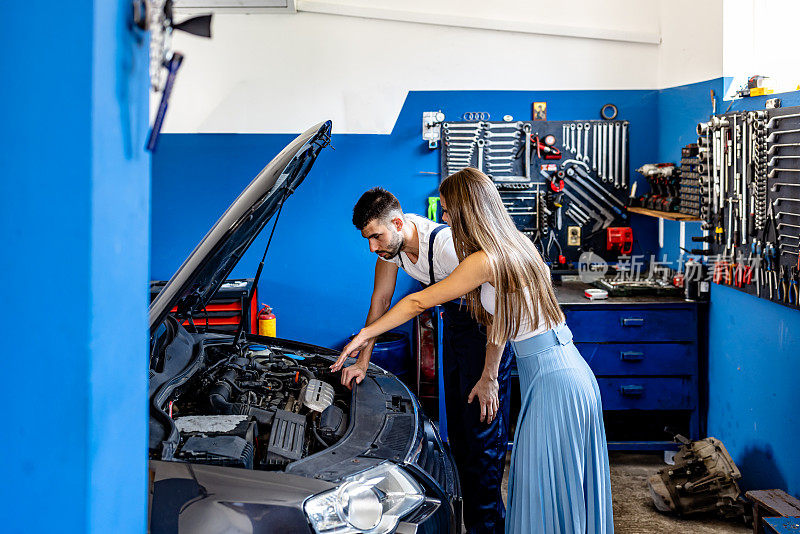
[148,121,462,534]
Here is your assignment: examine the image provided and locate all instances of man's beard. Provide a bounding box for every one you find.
[377,233,404,259]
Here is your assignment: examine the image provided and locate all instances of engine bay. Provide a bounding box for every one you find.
[158,340,352,472]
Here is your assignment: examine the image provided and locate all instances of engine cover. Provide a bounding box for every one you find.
[175,415,257,469]
[301,379,334,412]
[267,409,307,467]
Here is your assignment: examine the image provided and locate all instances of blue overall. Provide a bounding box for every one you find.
[427,225,514,534]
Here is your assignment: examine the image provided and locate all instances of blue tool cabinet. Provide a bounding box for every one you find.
[558,281,702,450]
[435,281,703,452]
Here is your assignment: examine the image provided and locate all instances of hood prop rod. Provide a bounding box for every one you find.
[233,185,292,349]
[233,129,331,347]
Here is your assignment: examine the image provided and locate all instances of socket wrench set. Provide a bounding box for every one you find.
[679,144,702,217]
[695,104,800,309]
[440,119,630,265]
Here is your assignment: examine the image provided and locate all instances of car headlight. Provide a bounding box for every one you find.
[304,462,425,533]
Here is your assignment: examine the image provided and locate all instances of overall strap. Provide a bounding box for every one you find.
[427,224,447,287]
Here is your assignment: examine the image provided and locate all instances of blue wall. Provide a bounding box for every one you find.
[653,78,725,264]
[0,2,150,532]
[89,1,151,531]
[151,89,661,349]
[655,81,800,496]
[707,284,800,495]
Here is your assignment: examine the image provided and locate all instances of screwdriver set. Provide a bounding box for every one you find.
[695,104,800,309]
[440,118,630,266]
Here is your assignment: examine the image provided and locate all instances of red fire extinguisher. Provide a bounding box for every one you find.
[258,304,276,337]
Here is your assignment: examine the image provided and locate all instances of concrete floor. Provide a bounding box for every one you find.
[498,451,750,533]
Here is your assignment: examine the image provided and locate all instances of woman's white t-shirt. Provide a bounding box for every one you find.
[480,282,549,341]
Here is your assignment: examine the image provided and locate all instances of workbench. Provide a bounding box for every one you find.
[433,280,704,452]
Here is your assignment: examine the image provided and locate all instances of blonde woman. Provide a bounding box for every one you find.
[332,168,613,533]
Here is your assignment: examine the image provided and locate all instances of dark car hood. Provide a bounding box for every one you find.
[149,459,335,534]
[149,121,331,333]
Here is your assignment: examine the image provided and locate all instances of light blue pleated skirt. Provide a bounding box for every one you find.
[506,323,614,534]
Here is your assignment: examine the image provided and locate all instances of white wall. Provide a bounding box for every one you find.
[657,0,723,89]
[157,0,723,134]
[723,0,800,99]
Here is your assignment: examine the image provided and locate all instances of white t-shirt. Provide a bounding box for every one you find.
[379,214,459,285]
[480,282,549,341]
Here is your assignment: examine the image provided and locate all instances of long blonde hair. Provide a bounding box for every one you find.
[439,168,564,344]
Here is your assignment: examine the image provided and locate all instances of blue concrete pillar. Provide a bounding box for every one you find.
[1,2,150,532]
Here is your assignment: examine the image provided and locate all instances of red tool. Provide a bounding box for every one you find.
[532,135,562,160]
[743,264,753,285]
[606,227,633,255]
[729,263,740,287]
[713,260,729,285]
[734,263,744,287]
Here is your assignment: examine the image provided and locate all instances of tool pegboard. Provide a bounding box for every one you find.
[695,104,800,310]
[439,119,631,265]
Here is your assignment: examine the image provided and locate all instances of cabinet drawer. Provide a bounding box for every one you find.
[576,342,695,376]
[564,308,696,343]
[597,377,695,410]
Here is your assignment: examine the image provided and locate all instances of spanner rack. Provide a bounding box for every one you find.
[440,118,630,265]
[695,104,800,310]
[560,120,630,189]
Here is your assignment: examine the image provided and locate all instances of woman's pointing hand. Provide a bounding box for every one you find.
[330,329,369,372]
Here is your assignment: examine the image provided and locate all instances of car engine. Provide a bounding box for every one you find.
[163,342,350,471]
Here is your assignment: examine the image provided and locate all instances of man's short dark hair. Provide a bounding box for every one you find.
[352,187,403,230]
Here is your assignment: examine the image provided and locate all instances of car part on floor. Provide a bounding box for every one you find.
[648,435,746,520]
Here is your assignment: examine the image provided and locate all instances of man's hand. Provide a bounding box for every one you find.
[340,361,367,389]
[330,330,369,372]
[468,375,500,424]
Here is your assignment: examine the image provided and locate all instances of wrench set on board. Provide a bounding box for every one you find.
[440,118,630,265]
[694,104,800,309]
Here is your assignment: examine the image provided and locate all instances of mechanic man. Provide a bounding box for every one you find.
[332,187,513,534]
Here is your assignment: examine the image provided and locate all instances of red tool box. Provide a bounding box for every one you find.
[149,278,258,334]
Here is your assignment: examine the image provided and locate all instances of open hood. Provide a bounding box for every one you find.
[149,121,331,333]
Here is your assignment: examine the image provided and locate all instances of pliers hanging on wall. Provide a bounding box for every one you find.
[764,243,776,300]
[779,265,788,303]
[517,134,562,161]
[741,241,755,287]
[742,262,754,286]
[729,261,739,287]
[789,267,800,304]
[713,258,729,285]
